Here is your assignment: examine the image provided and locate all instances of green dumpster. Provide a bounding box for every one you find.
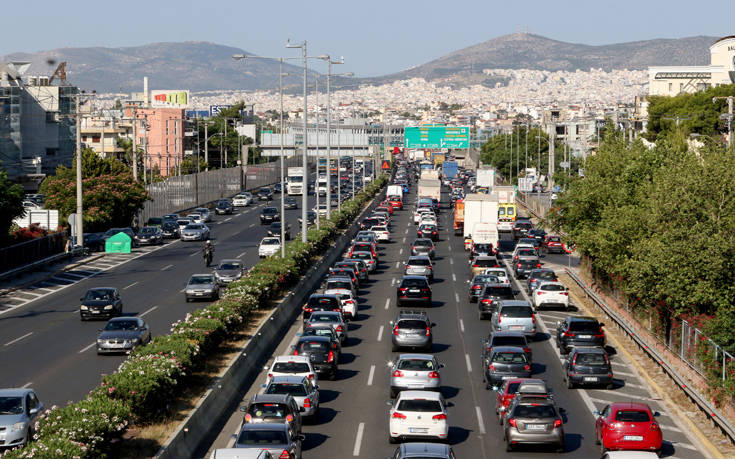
[105,232,132,253]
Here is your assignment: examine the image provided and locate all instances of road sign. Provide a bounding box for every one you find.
[560,161,570,169]
[209,105,231,117]
[67,213,77,226]
[404,126,469,149]
[381,160,391,170]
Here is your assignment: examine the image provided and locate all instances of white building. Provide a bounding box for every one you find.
[649,36,735,96]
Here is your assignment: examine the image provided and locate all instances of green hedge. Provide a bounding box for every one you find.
[0,173,388,459]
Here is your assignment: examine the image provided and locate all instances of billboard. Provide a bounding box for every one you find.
[150,90,190,108]
[404,126,469,149]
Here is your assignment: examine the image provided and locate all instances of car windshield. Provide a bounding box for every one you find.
[534,271,557,281]
[569,321,600,332]
[513,404,557,418]
[104,320,138,331]
[408,258,430,266]
[474,244,493,252]
[217,200,230,206]
[177,220,191,226]
[517,250,537,257]
[500,306,533,318]
[189,276,213,285]
[308,297,339,308]
[263,208,278,215]
[259,189,271,194]
[351,252,371,260]
[0,396,23,414]
[139,227,157,234]
[219,263,241,270]
[84,290,114,301]
[419,225,436,231]
[397,399,442,412]
[310,314,338,323]
[548,236,561,242]
[265,383,307,397]
[248,403,288,419]
[474,258,498,267]
[401,278,427,288]
[413,240,432,247]
[492,336,527,347]
[541,284,566,292]
[615,410,651,422]
[184,224,202,230]
[486,269,507,278]
[576,353,607,365]
[397,359,435,371]
[492,352,528,364]
[273,362,311,373]
[162,223,177,230]
[262,238,280,245]
[397,319,428,329]
[304,328,334,339]
[297,340,330,352]
[327,281,351,290]
[237,429,287,446]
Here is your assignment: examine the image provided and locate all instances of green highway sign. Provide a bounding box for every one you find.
[404,126,469,149]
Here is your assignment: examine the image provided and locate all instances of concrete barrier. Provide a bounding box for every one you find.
[154,188,384,459]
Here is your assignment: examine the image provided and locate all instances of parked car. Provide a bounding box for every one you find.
[185,273,219,301]
[388,390,450,444]
[564,346,613,389]
[555,316,606,355]
[389,354,443,398]
[396,276,432,307]
[79,287,123,320]
[134,226,163,245]
[215,199,234,215]
[0,388,44,447]
[83,232,107,252]
[214,259,245,284]
[180,223,210,241]
[234,422,303,458]
[595,402,662,454]
[96,317,151,354]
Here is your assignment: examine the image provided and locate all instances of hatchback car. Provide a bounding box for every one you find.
[527,268,558,294]
[468,274,500,303]
[323,289,357,321]
[483,346,532,388]
[134,226,163,245]
[543,235,565,254]
[513,255,541,279]
[303,311,347,343]
[96,317,151,354]
[470,255,502,277]
[263,375,319,420]
[258,187,274,201]
[484,267,511,286]
[349,251,377,272]
[194,207,212,223]
[260,207,281,224]
[390,354,443,398]
[556,316,606,354]
[391,442,456,459]
[181,223,210,241]
[483,331,532,364]
[595,403,662,454]
[292,335,338,380]
[234,422,303,458]
[240,393,302,435]
[512,219,533,240]
[214,259,245,284]
[411,238,435,259]
[80,287,122,320]
[533,281,569,310]
[396,276,432,307]
[215,199,234,215]
[388,390,450,444]
[302,294,342,322]
[284,197,298,209]
[504,395,564,452]
[265,355,317,385]
[417,223,439,241]
[391,310,434,352]
[404,256,434,281]
[0,388,43,447]
[258,237,282,258]
[564,346,613,389]
[494,378,552,424]
[185,274,219,301]
[491,301,537,339]
[371,225,391,242]
[478,284,515,320]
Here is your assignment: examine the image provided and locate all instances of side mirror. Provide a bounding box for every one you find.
[297,434,306,442]
[438,363,445,369]
[263,365,269,370]
[593,410,600,416]
[29,407,40,415]
[599,323,605,327]
[446,401,454,407]
[386,400,394,406]
[260,383,267,388]
[654,411,661,417]
[492,386,499,391]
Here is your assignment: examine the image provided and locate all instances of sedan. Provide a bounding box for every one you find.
[389,354,444,398]
[284,197,298,209]
[258,187,274,201]
[96,317,151,354]
[268,222,292,240]
[215,199,234,215]
[297,210,317,226]
[411,238,435,259]
[161,221,180,239]
[388,390,450,444]
[214,259,245,284]
[233,193,252,207]
[180,223,210,241]
[595,403,662,454]
[80,287,123,320]
[0,388,43,447]
[134,226,163,245]
[260,207,281,224]
[234,423,303,458]
[185,274,219,301]
[259,237,282,258]
[396,276,432,307]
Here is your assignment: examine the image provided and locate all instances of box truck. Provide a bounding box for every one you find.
[495,185,517,232]
[453,200,465,235]
[287,167,304,195]
[476,167,495,188]
[418,179,441,201]
[463,193,499,239]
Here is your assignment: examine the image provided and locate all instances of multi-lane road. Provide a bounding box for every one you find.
[204,187,709,458]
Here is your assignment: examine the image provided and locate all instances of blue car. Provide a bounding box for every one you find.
[402,183,410,193]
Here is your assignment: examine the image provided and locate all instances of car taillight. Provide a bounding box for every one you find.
[536,263,541,268]
[481,299,492,304]
[422,288,430,293]
[472,285,482,290]
[286,414,294,422]
[561,291,569,296]
[537,291,545,295]
[336,325,343,332]
[489,364,496,370]
[303,398,311,408]
[279,449,291,459]
[508,418,517,427]
[563,331,575,337]
[428,371,440,378]
[405,265,412,269]
[514,256,519,260]
[392,369,404,377]
[497,315,502,323]
[531,314,536,324]
[327,350,334,362]
[432,413,447,420]
[303,306,313,312]
[307,374,314,380]
[594,331,605,338]
[523,347,531,354]
[524,364,530,371]
[572,354,578,365]
[392,412,407,419]
[426,326,431,336]
[553,419,562,428]
[292,350,299,356]
[244,413,252,422]
[399,287,407,292]
[650,422,659,431]
[517,263,522,268]
[472,264,479,267]
[268,373,273,379]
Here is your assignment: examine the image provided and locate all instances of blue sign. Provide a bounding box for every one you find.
[210,105,232,117]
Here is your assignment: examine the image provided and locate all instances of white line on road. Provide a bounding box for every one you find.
[452,273,456,282]
[377,325,384,342]
[448,244,452,251]
[224,217,232,222]
[402,237,406,243]
[5,332,33,347]
[450,258,454,265]
[395,261,399,269]
[78,342,96,354]
[455,292,460,303]
[460,319,465,333]
[123,281,138,290]
[249,223,256,228]
[189,251,199,257]
[140,306,158,317]
[475,406,486,434]
[399,248,403,255]
[21,382,32,388]
[367,365,375,386]
[237,251,246,258]
[465,353,472,372]
[385,298,390,310]
[353,422,365,456]
[161,264,173,271]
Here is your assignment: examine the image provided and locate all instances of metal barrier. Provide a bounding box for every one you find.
[0,231,68,274]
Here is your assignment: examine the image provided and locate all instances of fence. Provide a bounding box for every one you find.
[517,191,552,219]
[139,157,301,223]
[0,231,68,273]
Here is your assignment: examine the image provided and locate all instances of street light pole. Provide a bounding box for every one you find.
[279,59,286,256]
[75,94,83,248]
[287,39,310,243]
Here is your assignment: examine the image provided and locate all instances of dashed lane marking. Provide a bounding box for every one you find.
[21,382,32,388]
[237,251,247,258]
[140,306,158,317]
[367,365,375,386]
[465,353,472,372]
[5,332,33,347]
[353,422,365,456]
[123,282,138,289]
[475,406,486,434]
[161,264,173,271]
[385,298,390,310]
[455,292,460,303]
[460,319,465,333]
[452,273,456,282]
[377,325,384,342]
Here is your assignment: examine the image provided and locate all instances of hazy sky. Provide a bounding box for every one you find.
[2,0,732,77]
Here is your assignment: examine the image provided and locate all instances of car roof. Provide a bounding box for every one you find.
[297,335,331,343]
[498,300,531,307]
[0,388,34,397]
[273,355,310,363]
[87,287,116,292]
[401,442,451,456]
[251,393,293,404]
[530,268,555,275]
[219,259,241,264]
[108,317,140,323]
[269,375,308,384]
[408,255,431,260]
[572,346,606,354]
[398,390,442,400]
[191,273,215,278]
[567,315,598,323]
[490,330,526,338]
[308,311,342,318]
[396,311,429,320]
[397,353,434,360]
[309,293,340,299]
[609,402,652,411]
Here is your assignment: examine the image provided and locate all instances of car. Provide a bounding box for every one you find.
[555,316,606,355]
[527,268,558,294]
[240,393,302,435]
[361,217,382,231]
[268,222,292,240]
[513,255,541,280]
[467,274,499,303]
[258,187,274,201]
[259,237,282,258]
[336,260,368,283]
[478,283,515,320]
[303,311,347,343]
[391,310,434,352]
[232,193,252,207]
[262,375,319,420]
[214,259,245,284]
[292,335,338,380]
[186,213,203,224]
[564,346,613,389]
[528,228,547,243]
[324,289,357,321]
[302,294,342,322]
[470,255,502,277]
[504,394,564,452]
[302,325,342,357]
[102,227,138,247]
[134,226,163,245]
[391,442,456,459]
[413,208,434,224]
[483,346,532,389]
[176,218,193,232]
[354,231,378,245]
[192,207,211,223]
[491,300,537,339]
[396,276,432,307]
[185,273,220,301]
[161,221,180,239]
[417,223,439,241]
[297,210,317,226]
[532,281,570,310]
[83,232,106,252]
[494,378,552,424]
[0,388,44,447]
[314,203,329,217]
[419,213,438,226]
[371,225,390,242]
[483,331,532,364]
[389,354,443,398]
[388,390,450,444]
[542,235,565,254]
[180,223,210,241]
[512,245,538,260]
[470,242,495,259]
[411,238,435,259]
[234,422,303,458]
[260,207,281,224]
[600,453,660,459]
[284,197,298,209]
[595,403,662,454]
[404,255,434,281]
[96,317,151,354]
[517,237,541,253]
[273,182,283,194]
[484,267,511,286]
[512,219,533,239]
[349,251,377,273]
[215,199,234,215]
[349,241,378,259]
[326,271,359,293]
[265,355,317,385]
[377,203,394,215]
[79,287,122,320]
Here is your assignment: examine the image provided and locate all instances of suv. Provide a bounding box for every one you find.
[404,256,434,281]
[302,294,342,322]
[513,255,541,280]
[563,346,613,389]
[527,268,558,294]
[478,284,515,320]
[470,242,495,259]
[390,354,443,397]
[292,335,338,380]
[240,393,302,434]
[503,395,564,452]
[391,310,434,351]
[396,276,432,307]
[542,235,564,254]
[555,316,606,355]
[391,443,456,459]
[512,219,533,239]
[491,300,537,339]
[470,255,502,277]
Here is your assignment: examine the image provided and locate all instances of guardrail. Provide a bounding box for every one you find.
[564,267,735,443]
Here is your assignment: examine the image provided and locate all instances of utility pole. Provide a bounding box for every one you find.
[510,126,513,185]
[204,122,209,169]
[548,123,555,193]
[131,106,138,181]
[75,95,83,248]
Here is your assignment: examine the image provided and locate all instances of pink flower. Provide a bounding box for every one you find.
[108,387,115,394]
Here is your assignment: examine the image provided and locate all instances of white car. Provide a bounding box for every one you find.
[265,355,317,385]
[419,214,438,226]
[324,288,357,320]
[388,390,449,444]
[233,193,251,207]
[532,281,570,310]
[413,208,434,224]
[194,207,212,222]
[186,213,203,224]
[314,204,328,216]
[370,225,390,242]
[512,243,536,258]
[484,267,511,285]
[258,237,281,258]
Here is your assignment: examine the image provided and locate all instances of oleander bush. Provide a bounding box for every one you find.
[1,173,387,458]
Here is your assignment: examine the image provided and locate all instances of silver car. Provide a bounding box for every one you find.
[404,256,434,282]
[181,223,210,241]
[263,375,320,419]
[390,354,444,398]
[350,251,377,273]
[96,317,152,354]
[391,311,434,352]
[214,259,245,284]
[176,218,193,232]
[185,274,219,301]
[491,300,537,339]
[194,207,212,222]
[0,388,43,447]
[234,423,303,458]
[303,311,347,343]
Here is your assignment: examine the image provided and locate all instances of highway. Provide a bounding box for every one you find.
[0,192,322,407]
[205,186,709,458]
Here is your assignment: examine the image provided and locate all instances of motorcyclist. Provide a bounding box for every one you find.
[203,240,214,267]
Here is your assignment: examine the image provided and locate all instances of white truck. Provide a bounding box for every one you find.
[495,186,516,205]
[420,170,440,181]
[287,167,304,195]
[471,222,499,248]
[417,179,441,201]
[476,167,495,189]
[386,185,403,200]
[463,193,499,239]
[317,175,329,195]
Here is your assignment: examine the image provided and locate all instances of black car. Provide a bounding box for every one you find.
[302,294,342,322]
[335,261,368,283]
[134,226,163,246]
[360,217,381,230]
[83,232,106,252]
[260,207,281,224]
[302,325,342,360]
[528,228,547,243]
[215,199,234,215]
[80,287,122,320]
[292,336,338,380]
[268,222,292,240]
[563,346,613,389]
[512,219,533,240]
[468,274,500,303]
[298,210,317,225]
[396,275,432,307]
[258,187,274,201]
[161,221,180,239]
[284,197,298,209]
[478,284,515,320]
[555,316,606,355]
[273,182,282,194]
[513,257,541,279]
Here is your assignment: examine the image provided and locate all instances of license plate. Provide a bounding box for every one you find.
[91,310,100,314]
[195,293,204,296]
[526,424,546,430]
[408,383,424,388]
[578,335,592,339]
[623,435,643,441]
[511,325,524,330]
[583,377,598,382]
[409,428,428,433]
[409,289,420,293]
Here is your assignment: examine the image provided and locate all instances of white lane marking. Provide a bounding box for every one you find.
[460,319,465,333]
[78,342,96,354]
[179,288,185,293]
[140,306,158,317]
[21,382,32,388]
[224,217,232,222]
[673,442,698,450]
[455,292,460,303]
[123,281,138,290]
[161,264,173,271]
[450,258,454,265]
[249,223,256,228]
[659,423,683,433]
[402,237,406,243]
[237,251,247,258]
[448,244,452,251]
[465,353,472,372]
[59,272,88,279]
[452,273,456,282]
[475,406,486,434]
[353,422,365,456]
[399,248,403,255]
[385,298,390,310]
[407,221,411,227]
[5,332,33,347]
[377,325,384,342]
[395,261,399,269]
[189,251,199,257]
[367,365,375,386]
[404,228,408,234]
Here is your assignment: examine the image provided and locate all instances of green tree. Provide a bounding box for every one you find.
[0,170,26,240]
[180,157,209,175]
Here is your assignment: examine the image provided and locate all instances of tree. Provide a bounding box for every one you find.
[0,170,25,240]
[180,157,209,175]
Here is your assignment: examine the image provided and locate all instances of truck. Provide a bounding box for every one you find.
[420,169,439,181]
[471,221,499,249]
[443,161,458,184]
[386,185,404,200]
[495,185,517,232]
[476,167,495,189]
[463,193,499,240]
[453,200,465,235]
[287,167,304,195]
[418,179,441,202]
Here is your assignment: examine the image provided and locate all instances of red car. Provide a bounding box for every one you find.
[542,235,564,254]
[387,197,403,210]
[349,243,377,259]
[377,203,394,215]
[495,378,552,424]
[595,402,662,454]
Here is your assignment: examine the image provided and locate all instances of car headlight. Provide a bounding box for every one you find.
[104,305,113,310]
[12,421,27,432]
[80,305,88,310]
[97,339,104,344]
[186,289,195,294]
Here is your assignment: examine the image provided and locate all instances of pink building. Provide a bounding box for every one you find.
[126,106,185,177]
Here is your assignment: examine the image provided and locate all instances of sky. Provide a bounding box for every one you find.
[2,0,733,77]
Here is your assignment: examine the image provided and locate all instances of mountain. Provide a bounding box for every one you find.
[1,41,312,93]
